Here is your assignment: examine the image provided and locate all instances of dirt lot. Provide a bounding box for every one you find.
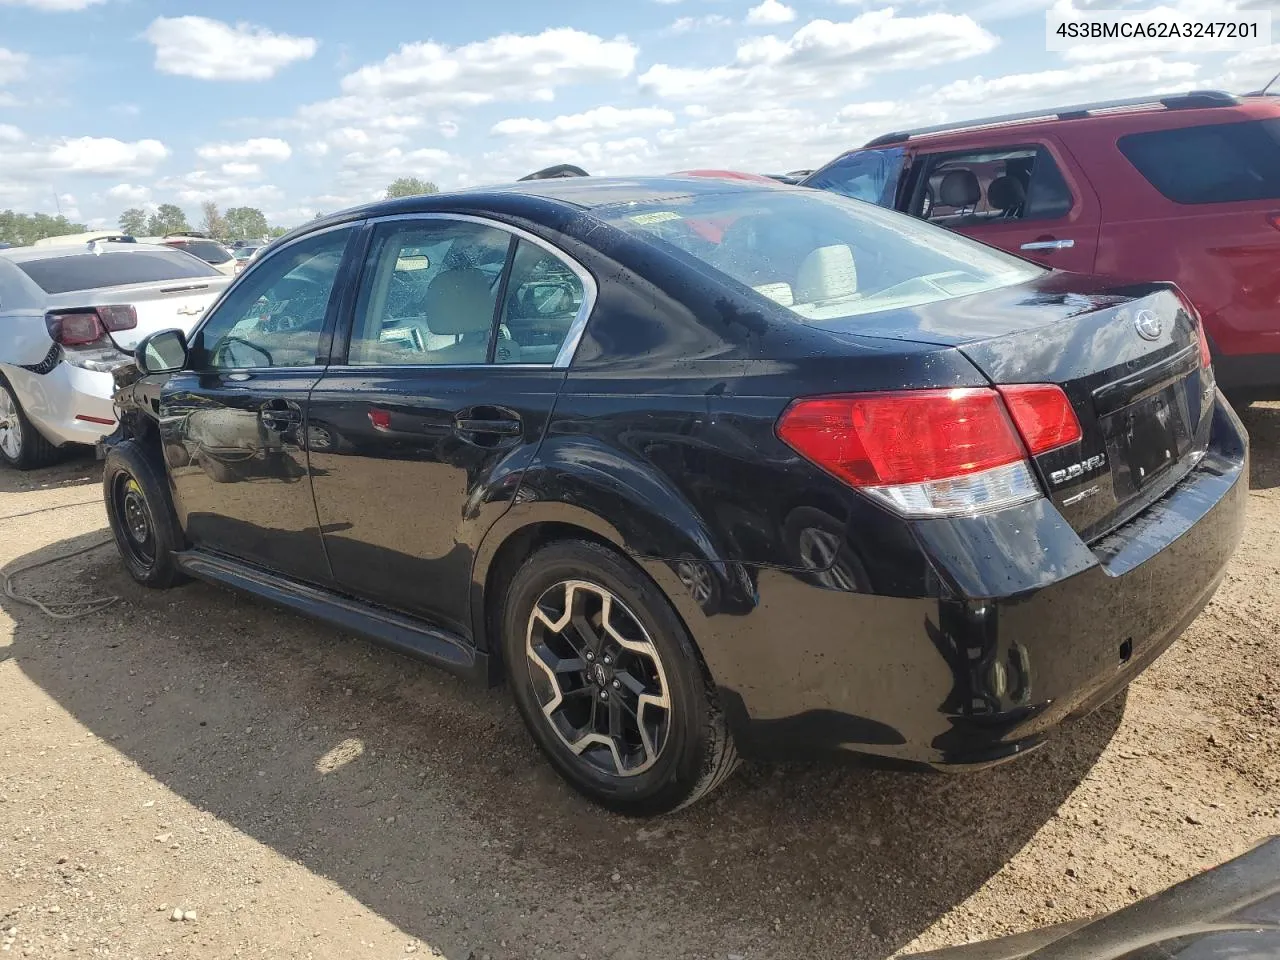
[1,405,1277,960]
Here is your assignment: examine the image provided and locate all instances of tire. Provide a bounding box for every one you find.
[502,539,738,815]
[103,439,188,589]
[0,375,60,470]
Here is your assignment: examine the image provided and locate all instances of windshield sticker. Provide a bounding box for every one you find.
[629,211,683,225]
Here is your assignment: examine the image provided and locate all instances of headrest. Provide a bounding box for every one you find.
[939,170,981,208]
[794,245,858,304]
[987,175,1026,212]
[421,268,496,335]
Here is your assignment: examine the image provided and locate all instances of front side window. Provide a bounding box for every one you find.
[803,147,906,208]
[601,188,1042,323]
[17,250,221,295]
[192,226,353,370]
[910,146,1073,225]
[1118,119,1280,204]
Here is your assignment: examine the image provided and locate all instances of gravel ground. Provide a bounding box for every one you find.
[1,403,1277,960]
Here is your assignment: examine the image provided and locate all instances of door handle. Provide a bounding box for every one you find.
[1020,239,1075,251]
[454,417,522,436]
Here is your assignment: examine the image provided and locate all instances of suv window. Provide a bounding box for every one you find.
[1118,119,1280,204]
[910,146,1073,225]
[16,250,221,294]
[192,227,353,370]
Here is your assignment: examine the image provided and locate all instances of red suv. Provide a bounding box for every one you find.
[802,90,1280,403]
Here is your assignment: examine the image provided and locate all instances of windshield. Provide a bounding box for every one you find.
[803,147,905,207]
[17,250,222,294]
[600,188,1043,322]
[173,239,233,265]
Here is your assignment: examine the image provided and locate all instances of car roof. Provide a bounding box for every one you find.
[0,241,180,264]
[859,89,1268,149]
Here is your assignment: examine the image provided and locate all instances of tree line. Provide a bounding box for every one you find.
[0,179,440,247]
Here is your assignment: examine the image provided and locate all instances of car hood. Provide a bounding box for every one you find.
[909,837,1280,960]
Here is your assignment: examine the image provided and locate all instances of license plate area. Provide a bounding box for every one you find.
[1102,384,1192,502]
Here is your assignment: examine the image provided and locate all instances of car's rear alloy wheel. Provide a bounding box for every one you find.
[503,539,738,815]
[0,377,58,470]
[526,580,671,777]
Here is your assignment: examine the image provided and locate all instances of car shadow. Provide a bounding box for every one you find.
[1,535,1125,960]
[0,447,100,496]
[1239,401,1279,491]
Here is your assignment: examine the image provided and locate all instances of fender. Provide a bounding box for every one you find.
[0,312,58,367]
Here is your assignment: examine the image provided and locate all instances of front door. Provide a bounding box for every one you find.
[307,215,590,636]
[163,224,358,583]
[904,138,1102,274]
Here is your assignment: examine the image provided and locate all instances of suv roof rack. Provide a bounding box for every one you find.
[864,90,1239,147]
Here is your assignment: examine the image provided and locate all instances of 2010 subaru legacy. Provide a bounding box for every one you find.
[103,176,1248,815]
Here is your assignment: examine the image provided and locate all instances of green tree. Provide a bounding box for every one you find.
[0,210,89,246]
[118,208,148,236]
[384,177,439,199]
[200,201,227,239]
[266,225,289,238]
[224,206,270,240]
[146,203,190,236]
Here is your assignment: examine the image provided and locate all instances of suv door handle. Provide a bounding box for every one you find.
[1020,239,1075,251]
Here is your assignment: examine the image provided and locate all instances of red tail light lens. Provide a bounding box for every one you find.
[46,311,105,346]
[776,388,1061,516]
[996,384,1082,454]
[1196,321,1212,369]
[97,304,137,332]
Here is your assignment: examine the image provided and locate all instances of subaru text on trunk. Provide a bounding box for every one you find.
[102,177,1248,814]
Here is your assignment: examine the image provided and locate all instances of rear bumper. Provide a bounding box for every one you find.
[3,361,118,447]
[682,396,1249,765]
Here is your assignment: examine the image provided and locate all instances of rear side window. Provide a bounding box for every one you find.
[1118,119,1280,204]
[172,239,233,264]
[910,146,1073,225]
[17,251,221,295]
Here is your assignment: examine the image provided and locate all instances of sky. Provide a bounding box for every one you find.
[0,0,1276,229]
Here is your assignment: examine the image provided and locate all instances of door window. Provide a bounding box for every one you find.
[192,226,354,370]
[910,146,1073,226]
[347,218,587,367]
[801,146,906,208]
[1118,119,1280,204]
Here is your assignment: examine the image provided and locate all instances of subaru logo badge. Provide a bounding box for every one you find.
[1134,309,1163,341]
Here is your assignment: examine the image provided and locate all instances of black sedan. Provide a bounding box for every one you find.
[103,176,1247,814]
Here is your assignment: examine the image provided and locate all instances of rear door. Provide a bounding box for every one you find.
[162,224,359,584]
[903,138,1101,273]
[307,214,591,635]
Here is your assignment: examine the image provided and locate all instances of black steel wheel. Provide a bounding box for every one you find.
[503,539,738,815]
[103,439,188,589]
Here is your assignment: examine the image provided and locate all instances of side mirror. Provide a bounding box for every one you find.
[136,329,189,375]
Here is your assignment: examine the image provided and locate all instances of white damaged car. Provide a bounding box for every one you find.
[0,240,232,468]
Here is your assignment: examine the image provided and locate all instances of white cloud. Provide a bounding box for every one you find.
[144,17,318,81]
[196,137,292,163]
[221,162,263,179]
[56,193,81,220]
[0,47,28,85]
[640,10,998,105]
[46,137,169,176]
[0,133,168,213]
[438,119,460,139]
[746,0,797,24]
[492,106,676,137]
[106,183,152,205]
[670,14,733,32]
[0,0,107,9]
[154,169,284,207]
[301,28,637,128]
[931,57,1199,107]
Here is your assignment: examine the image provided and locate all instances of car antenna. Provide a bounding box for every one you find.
[1247,68,1280,96]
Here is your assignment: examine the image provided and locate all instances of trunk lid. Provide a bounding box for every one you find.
[823,273,1215,541]
[47,277,232,351]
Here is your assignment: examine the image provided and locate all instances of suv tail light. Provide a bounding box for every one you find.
[776,387,1079,517]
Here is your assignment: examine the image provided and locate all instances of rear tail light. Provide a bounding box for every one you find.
[996,384,1082,454]
[1196,320,1213,369]
[45,305,137,346]
[776,388,1046,516]
[97,304,137,332]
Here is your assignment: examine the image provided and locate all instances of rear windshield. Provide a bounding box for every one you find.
[802,146,905,207]
[173,239,233,264]
[600,189,1042,322]
[17,250,222,295]
[1118,119,1280,204]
